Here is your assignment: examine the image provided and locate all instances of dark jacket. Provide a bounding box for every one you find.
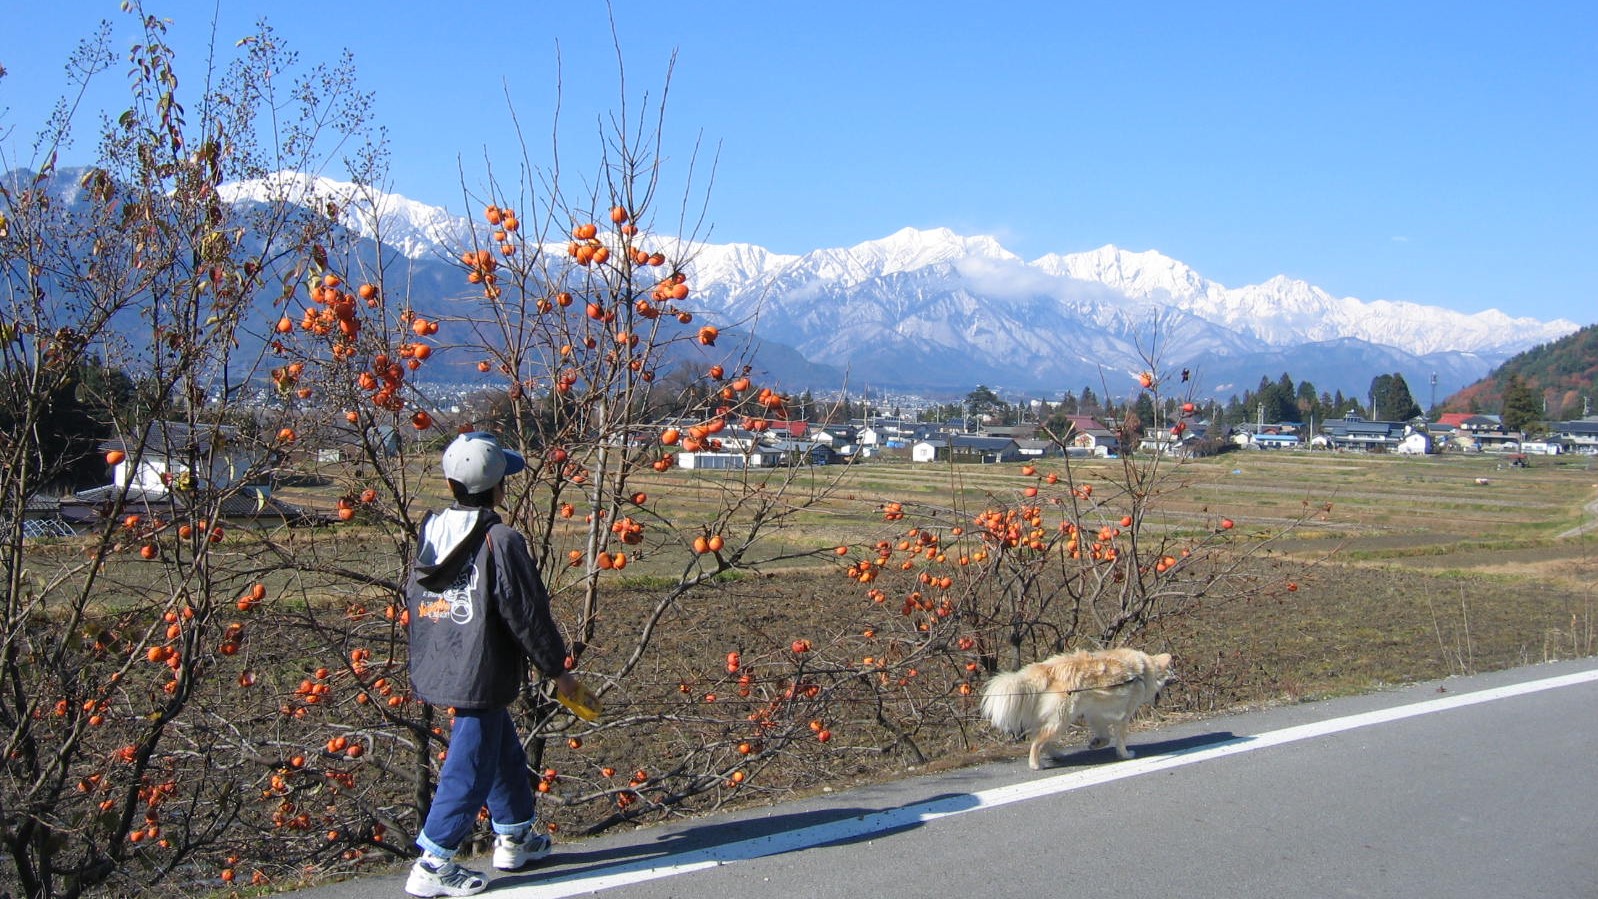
[406,506,569,710]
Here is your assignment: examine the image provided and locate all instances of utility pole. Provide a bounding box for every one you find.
[1429,372,1438,420]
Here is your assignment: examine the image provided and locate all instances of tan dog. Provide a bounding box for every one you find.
[981,648,1174,769]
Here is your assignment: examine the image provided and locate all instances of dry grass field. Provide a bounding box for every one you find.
[272,446,1598,713]
[586,447,1598,706]
[383,447,1596,760]
[265,447,1598,718]
[1073,449,1598,706]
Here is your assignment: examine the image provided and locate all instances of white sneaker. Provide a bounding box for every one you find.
[405,857,487,897]
[493,830,552,871]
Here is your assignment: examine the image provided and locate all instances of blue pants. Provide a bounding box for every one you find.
[416,707,536,858]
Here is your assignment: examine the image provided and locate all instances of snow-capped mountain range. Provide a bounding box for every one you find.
[217,173,1583,397]
[218,172,474,261]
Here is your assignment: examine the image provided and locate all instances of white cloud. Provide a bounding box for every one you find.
[953,255,1061,299]
[953,255,1129,309]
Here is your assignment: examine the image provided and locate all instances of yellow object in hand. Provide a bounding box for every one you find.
[556,678,602,722]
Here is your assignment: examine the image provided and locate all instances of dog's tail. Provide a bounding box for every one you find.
[980,668,1044,737]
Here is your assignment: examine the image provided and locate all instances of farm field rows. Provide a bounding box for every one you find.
[512,448,1598,579]
[275,446,1598,630]
[568,448,1598,708]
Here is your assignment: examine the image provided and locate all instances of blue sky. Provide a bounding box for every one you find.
[3,1,1594,324]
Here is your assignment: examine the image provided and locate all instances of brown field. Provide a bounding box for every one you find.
[281,447,1598,711]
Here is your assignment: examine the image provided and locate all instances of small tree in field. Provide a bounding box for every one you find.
[752,359,1323,770]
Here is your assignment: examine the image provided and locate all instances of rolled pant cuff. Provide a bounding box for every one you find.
[492,816,535,837]
[415,830,455,860]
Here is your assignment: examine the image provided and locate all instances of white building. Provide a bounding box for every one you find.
[104,421,266,493]
[1395,429,1433,455]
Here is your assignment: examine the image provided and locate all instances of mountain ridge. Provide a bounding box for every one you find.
[220,172,1581,360]
[56,169,1593,399]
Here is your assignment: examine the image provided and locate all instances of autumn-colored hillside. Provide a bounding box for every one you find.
[1444,323,1598,418]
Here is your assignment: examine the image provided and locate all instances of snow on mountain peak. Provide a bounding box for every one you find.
[205,173,1580,361]
[859,226,1019,271]
[217,171,470,259]
[776,226,1018,287]
[683,241,800,285]
[1033,244,1217,304]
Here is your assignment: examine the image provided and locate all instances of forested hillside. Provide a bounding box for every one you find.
[1446,323,1598,419]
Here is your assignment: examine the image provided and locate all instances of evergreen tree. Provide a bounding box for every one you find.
[965,385,1007,423]
[1269,385,1297,423]
[1296,380,1321,422]
[1276,372,1296,412]
[1243,373,1297,423]
[1369,373,1422,421]
[1389,374,1423,420]
[1133,393,1156,431]
[1500,375,1541,433]
[1079,386,1100,416]
[1,363,119,492]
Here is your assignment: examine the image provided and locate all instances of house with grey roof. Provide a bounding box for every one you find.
[911,435,1020,464]
[1015,438,1064,458]
[1317,415,1408,451]
[762,439,837,466]
[1550,417,1598,454]
[811,424,857,446]
[1141,424,1211,456]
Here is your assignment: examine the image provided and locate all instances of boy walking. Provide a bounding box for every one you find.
[404,431,579,897]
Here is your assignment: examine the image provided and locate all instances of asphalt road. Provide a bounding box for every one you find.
[293,657,1598,899]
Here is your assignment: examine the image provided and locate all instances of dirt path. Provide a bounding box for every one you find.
[1556,489,1598,539]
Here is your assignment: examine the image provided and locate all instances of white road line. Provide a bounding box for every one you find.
[496,666,1598,898]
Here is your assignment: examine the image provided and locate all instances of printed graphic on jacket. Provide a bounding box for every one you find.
[414,560,477,625]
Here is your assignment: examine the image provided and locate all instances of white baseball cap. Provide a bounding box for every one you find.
[441,431,526,493]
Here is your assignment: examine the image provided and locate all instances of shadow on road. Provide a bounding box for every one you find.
[1042,730,1246,769]
[493,792,984,890]
[494,732,1247,891]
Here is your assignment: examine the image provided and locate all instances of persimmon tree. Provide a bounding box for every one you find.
[380,46,889,832]
[2,4,867,893]
[0,7,400,896]
[747,359,1325,770]
[3,6,1328,898]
